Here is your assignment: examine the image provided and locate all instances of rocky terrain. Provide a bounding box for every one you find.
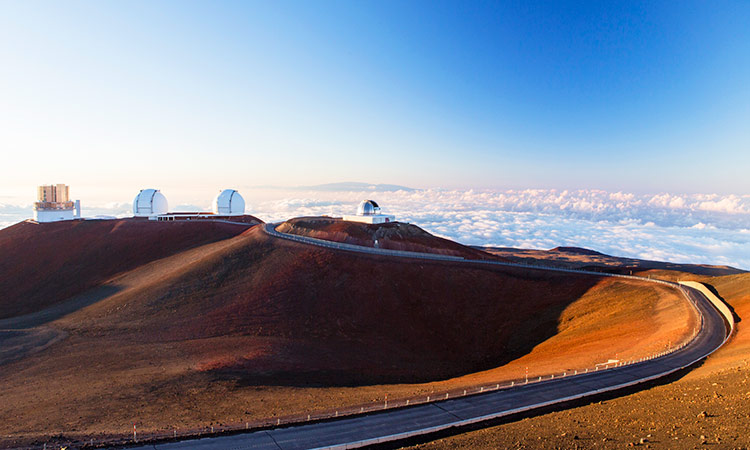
[0,217,261,318]
[0,218,734,448]
[411,272,749,450]
[277,217,495,259]
[482,246,744,276]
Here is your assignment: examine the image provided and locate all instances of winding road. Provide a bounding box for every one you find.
[125,223,732,450]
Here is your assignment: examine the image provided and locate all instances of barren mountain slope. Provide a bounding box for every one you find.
[277,217,497,259]
[0,222,694,448]
[413,272,750,450]
[0,217,261,318]
[52,225,607,383]
[482,246,744,276]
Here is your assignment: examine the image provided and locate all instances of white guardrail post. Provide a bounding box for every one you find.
[98,226,736,449]
[243,223,737,450]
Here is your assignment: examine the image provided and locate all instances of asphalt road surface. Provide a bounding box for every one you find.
[123,224,730,450]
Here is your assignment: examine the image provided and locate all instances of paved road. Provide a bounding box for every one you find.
[261,224,680,283]
[124,224,730,450]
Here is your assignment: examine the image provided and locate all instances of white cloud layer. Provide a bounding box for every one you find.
[3,189,749,269]
[251,189,750,270]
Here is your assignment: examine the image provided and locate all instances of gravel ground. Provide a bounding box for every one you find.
[411,273,750,450]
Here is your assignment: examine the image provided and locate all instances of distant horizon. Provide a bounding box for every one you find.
[1,3,748,445]
[1,1,749,195]
[4,179,750,205]
[1,2,748,268]
[2,183,749,270]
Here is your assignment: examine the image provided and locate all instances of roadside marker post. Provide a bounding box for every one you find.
[133,423,137,443]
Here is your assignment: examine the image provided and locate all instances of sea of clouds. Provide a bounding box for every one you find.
[3,188,749,270]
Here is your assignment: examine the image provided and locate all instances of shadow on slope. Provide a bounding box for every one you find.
[71,226,602,386]
[702,283,741,325]
[0,285,123,330]
[0,217,261,319]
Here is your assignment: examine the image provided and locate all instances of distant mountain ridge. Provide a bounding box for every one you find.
[278,182,415,192]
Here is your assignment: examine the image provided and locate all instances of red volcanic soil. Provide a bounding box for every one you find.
[65,226,610,385]
[414,272,750,450]
[0,217,262,319]
[483,246,744,276]
[550,246,605,256]
[277,217,498,260]
[0,218,695,446]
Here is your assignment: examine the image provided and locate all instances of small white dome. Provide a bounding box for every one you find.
[212,189,245,216]
[133,189,169,217]
[356,200,381,216]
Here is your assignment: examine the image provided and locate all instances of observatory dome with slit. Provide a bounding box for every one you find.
[356,200,380,216]
[344,200,394,224]
[133,189,169,217]
[212,189,245,216]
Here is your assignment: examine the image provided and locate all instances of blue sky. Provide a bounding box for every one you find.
[1,1,749,202]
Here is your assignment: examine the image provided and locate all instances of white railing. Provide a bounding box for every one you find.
[13,224,731,450]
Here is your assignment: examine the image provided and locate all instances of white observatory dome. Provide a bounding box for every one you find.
[356,200,381,216]
[212,189,245,216]
[133,189,169,217]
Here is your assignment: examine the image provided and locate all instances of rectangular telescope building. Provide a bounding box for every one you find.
[34,184,81,222]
